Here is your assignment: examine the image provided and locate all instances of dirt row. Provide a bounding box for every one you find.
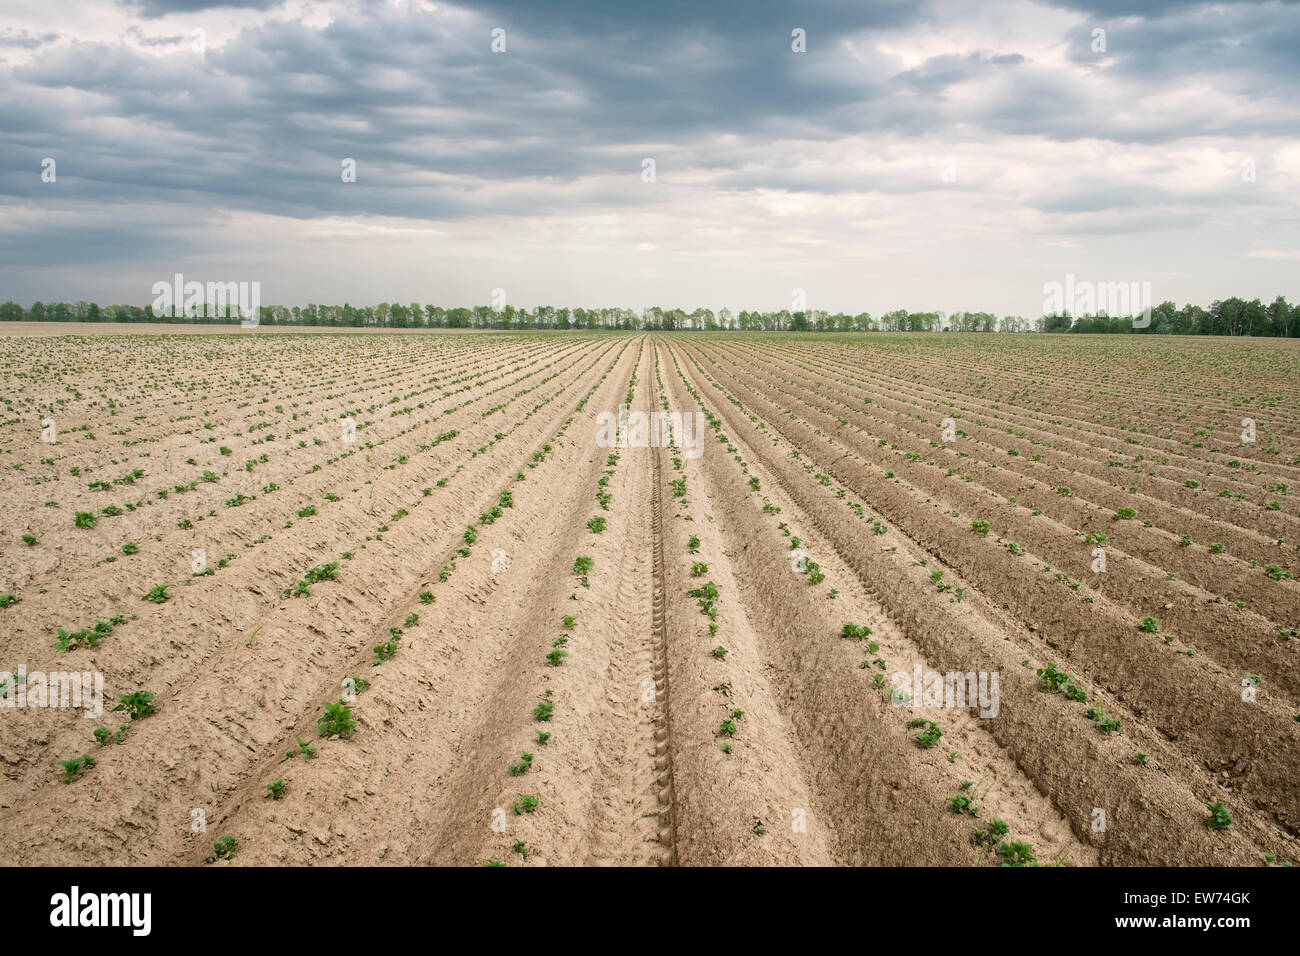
[0,335,628,862]
[668,338,1300,864]
[705,340,1300,696]
[0,337,614,803]
[766,338,1300,548]
[654,341,1100,865]
[2,329,1295,867]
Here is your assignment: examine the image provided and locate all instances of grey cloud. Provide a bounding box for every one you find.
[0,0,1295,309]
[117,0,284,18]
[125,26,190,47]
[1041,0,1298,14]
[0,30,59,48]
[894,52,1026,95]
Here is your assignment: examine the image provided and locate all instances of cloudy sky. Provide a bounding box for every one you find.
[1,0,1297,317]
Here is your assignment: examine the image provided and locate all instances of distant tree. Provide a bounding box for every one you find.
[879,309,908,331]
[9,293,1296,337]
[1268,296,1295,337]
[1247,298,1270,336]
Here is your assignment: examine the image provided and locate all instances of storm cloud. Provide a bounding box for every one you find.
[1,0,1296,315]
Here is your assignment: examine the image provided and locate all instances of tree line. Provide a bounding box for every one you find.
[1,296,1295,336]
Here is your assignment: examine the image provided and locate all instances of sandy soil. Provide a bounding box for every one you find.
[0,329,1295,866]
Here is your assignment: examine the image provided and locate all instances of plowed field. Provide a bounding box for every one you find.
[1,330,1296,866]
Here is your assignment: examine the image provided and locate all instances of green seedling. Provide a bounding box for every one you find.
[1085,703,1122,734]
[513,794,539,815]
[1036,662,1071,692]
[59,754,95,785]
[317,701,356,737]
[1207,802,1234,831]
[287,737,317,758]
[207,835,238,862]
[507,751,534,776]
[913,720,944,749]
[999,841,1037,867]
[113,690,157,721]
[949,793,978,816]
